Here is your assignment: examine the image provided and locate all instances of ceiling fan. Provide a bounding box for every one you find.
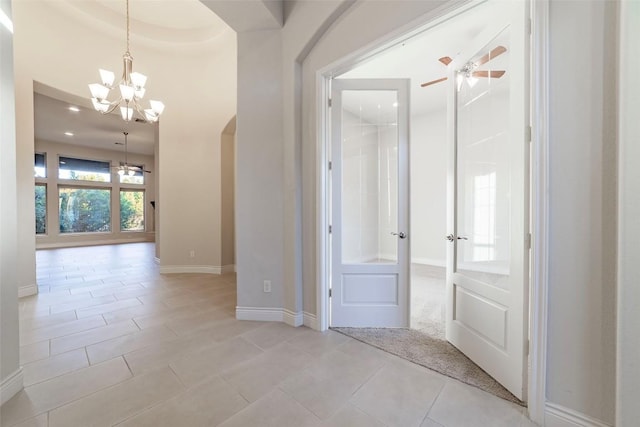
[420,45,507,88]
[113,131,150,176]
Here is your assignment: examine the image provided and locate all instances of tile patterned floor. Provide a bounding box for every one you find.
[1,243,536,427]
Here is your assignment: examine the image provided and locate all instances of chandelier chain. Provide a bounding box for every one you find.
[126,0,130,53]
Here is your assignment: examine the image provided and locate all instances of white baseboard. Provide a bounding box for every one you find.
[1,368,24,406]
[159,265,222,274]
[283,309,303,327]
[545,403,612,427]
[36,236,154,250]
[411,257,446,267]
[221,264,236,274]
[236,306,304,327]
[303,311,319,330]
[18,284,38,298]
[236,306,285,322]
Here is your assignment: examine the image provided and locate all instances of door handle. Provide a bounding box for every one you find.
[391,232,407,239]
[445,234,468,242]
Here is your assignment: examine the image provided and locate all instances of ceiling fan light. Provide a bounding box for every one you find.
[130,72,147,89]
[120,106,133,121]
[119,84,135,102]
[149,100,165,116]
[99,69,115,87]
[89,83,109,101]
[118,168,125,176]
[128,169,135,176]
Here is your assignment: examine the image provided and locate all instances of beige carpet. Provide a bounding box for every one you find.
[332,327,524,406]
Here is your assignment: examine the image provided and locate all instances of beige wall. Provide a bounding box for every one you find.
[34,139,156,248]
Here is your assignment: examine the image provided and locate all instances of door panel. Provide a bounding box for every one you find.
[331,79,410,327]
[446,3,529,400]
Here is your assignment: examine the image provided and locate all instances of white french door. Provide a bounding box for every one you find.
[445,4,530,400]
[330,78,410,327]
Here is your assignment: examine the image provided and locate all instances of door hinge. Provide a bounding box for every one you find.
[526,232,532,249]
[328,161,332,170]
[329,288,332,298]
[525,339,530,355]
[328,98,332,108]
[329,225,332,234]
[526,126,532,143]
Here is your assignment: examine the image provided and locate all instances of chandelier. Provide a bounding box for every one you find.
[88,0,164,123]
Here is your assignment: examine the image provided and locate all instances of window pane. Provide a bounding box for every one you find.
[59,188,111,233]
[35,184,46,234]
[35,153,46,178]
[120,190,145,231]
[59,156,111,182]
[119,166,145,184]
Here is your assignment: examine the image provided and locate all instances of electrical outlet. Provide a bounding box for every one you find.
[189,250,195,258]
[263,280,272,293]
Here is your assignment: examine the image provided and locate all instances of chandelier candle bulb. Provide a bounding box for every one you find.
[87,0,164,123]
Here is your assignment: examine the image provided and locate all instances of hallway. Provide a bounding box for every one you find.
[2,243,532,426]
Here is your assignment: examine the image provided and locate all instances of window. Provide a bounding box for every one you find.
[59,187,111,233]
[119,166,145,185]
[59,156,111,182]
[35,153,46,177]
[120,190,145,231]
[35,184,46,234]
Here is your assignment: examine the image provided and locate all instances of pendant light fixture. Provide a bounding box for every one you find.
[88,0,164,123]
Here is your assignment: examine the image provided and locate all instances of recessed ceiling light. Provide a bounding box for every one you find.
[64,132,74,136]
[68,106,80,112]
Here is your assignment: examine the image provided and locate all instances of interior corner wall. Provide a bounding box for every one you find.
[0,0,22,401]
[236,29,284,311]
[547,0,617,424]
[221,117,236,269]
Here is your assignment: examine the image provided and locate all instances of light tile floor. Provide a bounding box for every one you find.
[1,243,536,427]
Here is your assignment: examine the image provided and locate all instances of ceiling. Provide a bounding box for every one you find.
[34,90,156,155]
[339,1,498,118]
[33,0,232,156]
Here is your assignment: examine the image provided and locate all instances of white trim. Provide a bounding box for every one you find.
[283,309,304,327]
[529,0,549,423]
[159,265,222,275]
[36,236,153,250]
[545,403,612,427]
[303,311,319,330]
[411,258,446,268]
[18,284,37,298]
[235,307,305,326]
[221,264,236,274]
[0,368,23,406]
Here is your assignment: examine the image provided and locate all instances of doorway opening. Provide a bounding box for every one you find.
[323,0,532,405]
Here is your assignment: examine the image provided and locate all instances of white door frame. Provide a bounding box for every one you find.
[315,0,549,423]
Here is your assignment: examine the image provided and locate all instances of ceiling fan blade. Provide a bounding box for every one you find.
[472,70,506,78]
[438,56,453,66]
[420,76,448,87]
[476,45,507,66]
